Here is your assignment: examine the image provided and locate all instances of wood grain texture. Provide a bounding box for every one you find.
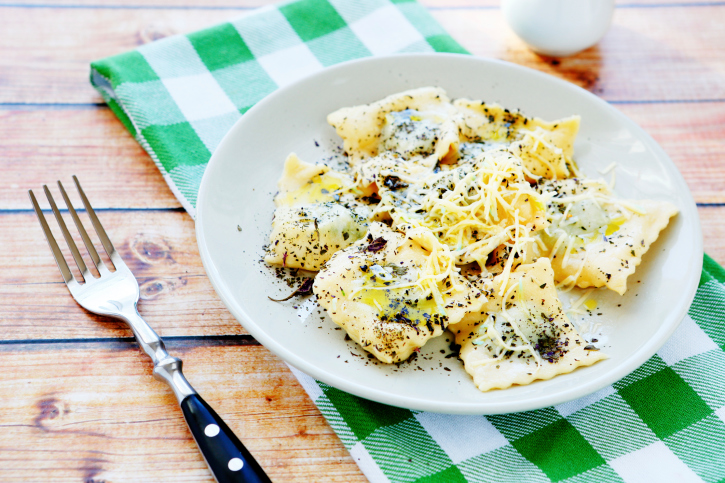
[616,101,725,204]
[0,211,247,340]
[700,206,725,267]
[1,6,724,103]
[1,0,716,9]
[0,7,234,105]
[0,108,181,210]
[436,7,725,102]
[0,340,365,482]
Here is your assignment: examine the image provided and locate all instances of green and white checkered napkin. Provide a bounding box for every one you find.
[90,0,725,481]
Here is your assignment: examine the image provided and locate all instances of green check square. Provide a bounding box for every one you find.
[416,465,467,483]
[512,418,605,481]
[321,384,413,441]
[188,23,254,71]
[141,122,210,173]
[614,354,668,389]
[701,253,725,286]
[426,34,468,54]
[618,366,712,440]
[665,414,725,482]
[281,0,347,42]
[91,51,159,89]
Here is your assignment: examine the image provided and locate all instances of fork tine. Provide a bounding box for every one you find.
[44,184,91,281]
[72,176,117,262]
[28,189,75,284]
[58,180,103,270]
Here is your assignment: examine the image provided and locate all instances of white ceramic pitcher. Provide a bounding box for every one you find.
[502,0,615,57]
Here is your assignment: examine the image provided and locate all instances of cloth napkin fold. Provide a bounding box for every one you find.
[91,1,725,481]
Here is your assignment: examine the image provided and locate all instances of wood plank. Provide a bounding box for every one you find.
[616,101,725,204]
[1,0,716,9]
[699,206,725,268]
[0,211,247,340]
[436,7,725,101]
[0,6,724,103]
[1,101,722,210]
[0,108,181,210]
[0,340,365,482]
[0,7,235,105]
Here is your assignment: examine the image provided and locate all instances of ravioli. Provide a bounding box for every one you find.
[265,154,370,270]
[537,179,679,294]
[352,151,432,207]
[265,203,370,270]
[274,153,352,206]
[452,258,607,391]
[508,118,580,179]
[454,99,579,179]
[313,223,487,363]
[327,87,459,166]
[548,200,678,294]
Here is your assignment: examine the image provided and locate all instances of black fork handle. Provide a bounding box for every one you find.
[181,394,272,483]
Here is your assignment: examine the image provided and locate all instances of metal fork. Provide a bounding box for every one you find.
[29,177,271,483]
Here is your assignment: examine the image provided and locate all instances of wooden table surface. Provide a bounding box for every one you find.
[1,0,723,481]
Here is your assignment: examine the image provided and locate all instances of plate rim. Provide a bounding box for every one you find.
[195,53,703,414]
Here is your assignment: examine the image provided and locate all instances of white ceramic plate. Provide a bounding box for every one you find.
[196,54,702,414]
